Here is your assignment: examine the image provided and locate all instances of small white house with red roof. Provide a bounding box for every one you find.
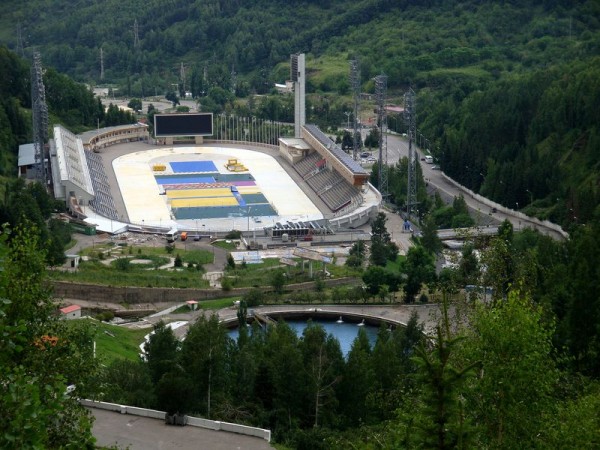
[60,304,81,320]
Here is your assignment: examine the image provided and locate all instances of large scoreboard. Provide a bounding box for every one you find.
[154,113,213,137]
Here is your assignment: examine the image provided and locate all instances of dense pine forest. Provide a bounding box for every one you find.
[1,0,599,223]
[1,0,600,448]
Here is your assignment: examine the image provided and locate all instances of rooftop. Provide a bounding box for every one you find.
[60,304,81,314]
[303,124,368,175]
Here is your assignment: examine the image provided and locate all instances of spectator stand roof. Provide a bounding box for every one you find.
[302,124,367,176]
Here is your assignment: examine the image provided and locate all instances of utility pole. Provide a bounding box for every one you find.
[16,24,25,57]
[100,47,104,80]
[230,64,237,94]
[180,62,187,94]
[133,19,140,49]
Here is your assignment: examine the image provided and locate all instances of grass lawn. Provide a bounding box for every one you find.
[213,240,238,250]
[69,319,149,363]
[199,297,241,310]
[51,245,213,288]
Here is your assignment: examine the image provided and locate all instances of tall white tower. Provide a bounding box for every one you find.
[291,53,305,138]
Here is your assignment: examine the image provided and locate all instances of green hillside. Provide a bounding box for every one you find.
[2,1,599,225]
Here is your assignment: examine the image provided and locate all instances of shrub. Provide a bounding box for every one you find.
[221,277,233,291]
[174,254,183,268]
[419,293,429,303]
[314,275,325,292]
[115,257,130,271]
[225,230,242,239]
[243,288,263,307]
[95,311,114,322]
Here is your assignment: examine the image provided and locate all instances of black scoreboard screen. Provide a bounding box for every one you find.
[154,113,213,137]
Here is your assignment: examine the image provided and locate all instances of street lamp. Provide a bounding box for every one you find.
[526,189,533,204]
[246,206,252,233]
[344,111,351,129]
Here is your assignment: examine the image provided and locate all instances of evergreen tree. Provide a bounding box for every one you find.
[180,314,231,418]
[144,321,179,385]
[370,212,398,266]
[411,302,479,450]
[339,328,374,426]
[300,322,344,428]
[421,214,443,255]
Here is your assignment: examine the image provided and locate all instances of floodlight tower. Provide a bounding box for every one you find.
[404,88,417,217]
[375,74,388,201]
[291,53,305,138]
[31,51,49,185]
[350,59,361,161]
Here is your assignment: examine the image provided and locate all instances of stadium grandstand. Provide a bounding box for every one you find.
[50,125,95,216]
[280,124,370,214]
[41,53,381,236]
[80,123,148,152]
[41,118,381,235]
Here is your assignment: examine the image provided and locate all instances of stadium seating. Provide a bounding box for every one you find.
[293,152,322,178]
[85,150,119,219]
[295,153,362,212]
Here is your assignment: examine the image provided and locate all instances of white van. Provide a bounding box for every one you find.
[424,155,434,164]
[166,229,179,243]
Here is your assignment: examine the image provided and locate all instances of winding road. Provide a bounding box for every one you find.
[383,133,567,241]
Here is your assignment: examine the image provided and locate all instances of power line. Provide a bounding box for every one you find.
[404,87,417,216]
[31,51,49,186]
[374,74,388,201]
[350,59,361,161]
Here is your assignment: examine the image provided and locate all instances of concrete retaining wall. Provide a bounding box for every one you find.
[82,400,271,442]
[52,277,361,305]
[51,281,253,304]
[441,173,569,240]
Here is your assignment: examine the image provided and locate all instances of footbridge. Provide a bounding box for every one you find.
[218,304,445,335]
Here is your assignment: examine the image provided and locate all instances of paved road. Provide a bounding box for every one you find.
[383,133,566,240]
[90,408,274,450]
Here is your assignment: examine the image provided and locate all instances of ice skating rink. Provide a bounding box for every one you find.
[113,146,323,231]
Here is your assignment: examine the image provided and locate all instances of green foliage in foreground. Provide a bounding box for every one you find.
[0,223,98,448]
[98,291,600,449]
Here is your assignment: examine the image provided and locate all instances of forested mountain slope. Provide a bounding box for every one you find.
[1,0,599,224]
[2,0,597,91]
